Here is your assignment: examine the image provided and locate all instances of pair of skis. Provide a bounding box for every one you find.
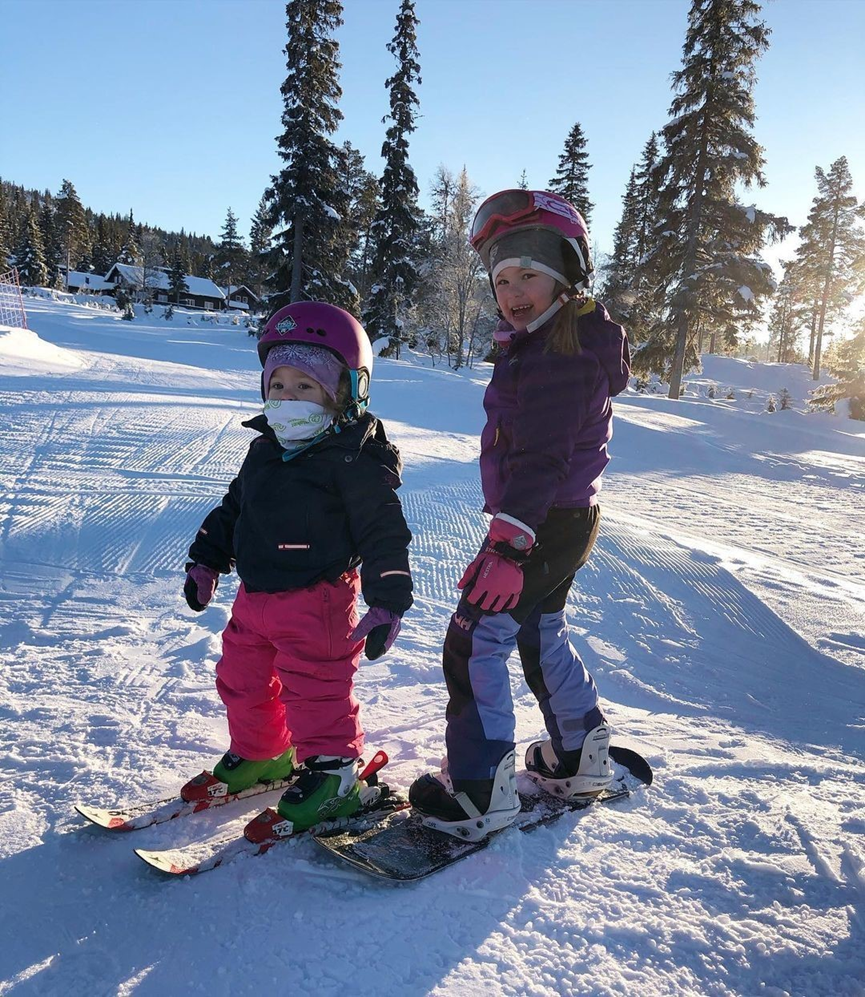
[75,746,653,881]
[75,750,405,876]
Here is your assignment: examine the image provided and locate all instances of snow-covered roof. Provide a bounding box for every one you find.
[65,270,113,291]
[106,263,225,299]
[222,284,259,300]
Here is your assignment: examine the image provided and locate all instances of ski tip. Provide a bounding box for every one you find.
[74,804,131,831]
[134,848,196,876]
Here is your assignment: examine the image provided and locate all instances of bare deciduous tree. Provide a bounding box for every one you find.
[421,167,493,369]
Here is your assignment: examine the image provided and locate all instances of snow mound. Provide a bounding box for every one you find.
[635,354,841,415]
[697,354,829,400]
[0,325,87,375]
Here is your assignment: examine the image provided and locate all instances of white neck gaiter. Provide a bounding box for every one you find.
[263,399,334,452]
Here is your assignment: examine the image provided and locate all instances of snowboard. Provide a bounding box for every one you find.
[312,745,652,882]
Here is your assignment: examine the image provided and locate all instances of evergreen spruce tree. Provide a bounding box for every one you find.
[38,202,65,290]
[197,254,215,280]
[518,169,529,190]
[77,247,94,275]
[364,0,423,356]
[138,231,166,310]
[248,194,273,300]
[168,250,189,304]
[55,179,89,282]
[177,232,193,275]
[0,188,11,268]
[5,186,24,250]
[809,320,865,419]
[625,134,667,361]
[651,0,790,397]
[215,207,248,300]
[118,214,142,266]
[600,167,640,322]
[91,217,115,275]
[784,236,824,367]
[267,0,356,313]
[630,134,663,284]
[548,122,594,227]
[766,266,800,363]
[602,133,665,352]
[793,157,865,379]
[341,142,381,306]
[13,207,49,287]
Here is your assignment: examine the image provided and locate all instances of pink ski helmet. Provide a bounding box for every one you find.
[258,301,373,413]
[470,189,593,292]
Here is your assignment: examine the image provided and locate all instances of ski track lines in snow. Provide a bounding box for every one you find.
[0,303,864,997]
[0,389,247,577]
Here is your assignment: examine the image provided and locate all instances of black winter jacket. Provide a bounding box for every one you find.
[188,412,413,615]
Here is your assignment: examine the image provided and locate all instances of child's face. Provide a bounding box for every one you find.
[267,365,329,406]
[494,266,558,330]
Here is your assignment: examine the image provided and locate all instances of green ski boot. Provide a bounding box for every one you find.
[181,747,295,802]
[276,755,361,831]
[213,747,296,792]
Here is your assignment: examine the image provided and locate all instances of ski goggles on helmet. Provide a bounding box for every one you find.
[470,189,587,251]
[470,190,537,249]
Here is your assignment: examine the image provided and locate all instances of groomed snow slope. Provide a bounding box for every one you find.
[0,296,863,997]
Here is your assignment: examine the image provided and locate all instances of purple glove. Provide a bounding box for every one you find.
[184,563,219,611]
[351,606,401,660]
[458,513,536,613]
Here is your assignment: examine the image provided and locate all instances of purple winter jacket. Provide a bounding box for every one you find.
[479,300,630,530]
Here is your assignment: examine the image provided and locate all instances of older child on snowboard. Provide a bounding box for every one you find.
[181,302,412,831]
[410,190,630,841]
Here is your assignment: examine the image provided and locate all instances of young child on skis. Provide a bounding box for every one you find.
[180,301,413,831]
[409,190,631,841]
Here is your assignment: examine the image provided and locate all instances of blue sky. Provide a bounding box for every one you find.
[3,0,864,270]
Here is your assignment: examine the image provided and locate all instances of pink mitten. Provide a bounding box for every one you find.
[458,514,535,613]
[184,563,219,611]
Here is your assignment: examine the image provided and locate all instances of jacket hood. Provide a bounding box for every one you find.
[578,302,631,397]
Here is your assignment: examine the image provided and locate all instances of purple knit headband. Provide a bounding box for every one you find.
[263,343,345,402]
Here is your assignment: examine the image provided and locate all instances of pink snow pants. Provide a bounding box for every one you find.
[215,571,364,764]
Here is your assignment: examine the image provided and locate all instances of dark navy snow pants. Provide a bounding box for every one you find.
[444,506,603,782]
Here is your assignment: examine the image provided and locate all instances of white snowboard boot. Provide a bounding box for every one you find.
[525,724,612,798]
[409,749,522,842]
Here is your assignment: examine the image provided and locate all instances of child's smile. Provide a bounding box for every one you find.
[494,267,558,330]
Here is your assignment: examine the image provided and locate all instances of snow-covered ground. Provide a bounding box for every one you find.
[1,296,863,997]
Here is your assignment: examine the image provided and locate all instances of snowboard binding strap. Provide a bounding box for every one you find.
[420,750,521,842]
